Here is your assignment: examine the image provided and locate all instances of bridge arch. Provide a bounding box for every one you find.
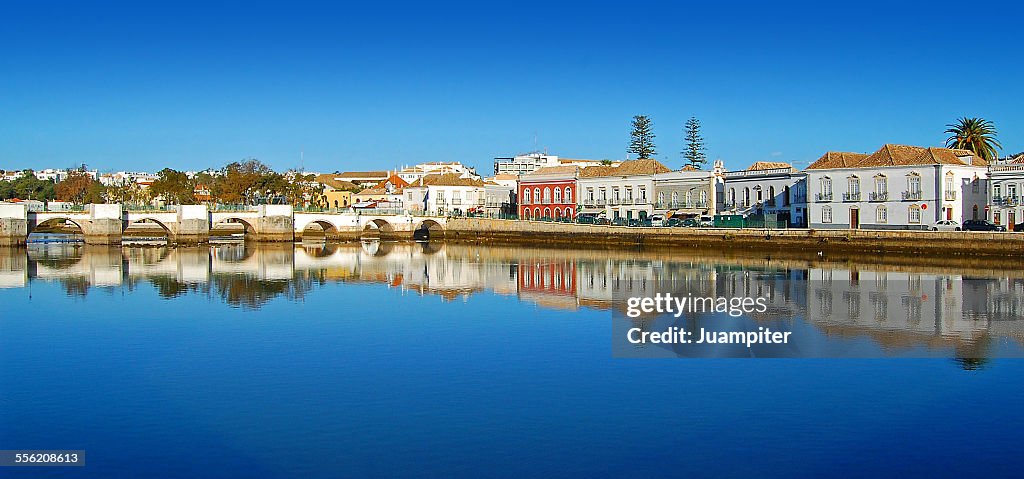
[300,219,339,240]
[212,217,256,240]
[413,219,444,241]
[127,217,173,241]
[29,217,85,239]
[361,218,395,238]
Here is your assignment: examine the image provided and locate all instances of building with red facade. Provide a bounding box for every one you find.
[518,166,578,220]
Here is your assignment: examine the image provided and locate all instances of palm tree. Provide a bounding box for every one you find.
[945,117,1002,161]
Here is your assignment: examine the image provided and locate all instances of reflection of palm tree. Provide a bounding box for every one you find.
[944,117,1002,161]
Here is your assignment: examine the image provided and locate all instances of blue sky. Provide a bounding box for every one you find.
[2,0,1021,174]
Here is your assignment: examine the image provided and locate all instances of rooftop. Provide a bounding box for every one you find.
[579,159,671,178]
[412,173,485,187]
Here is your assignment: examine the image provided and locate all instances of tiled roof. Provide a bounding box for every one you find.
[524,166,579,177]
[374,174,410,189]
[314,174,360,191]
[356,186,403,196]
[1012,154,1024,164]
[334,171,389,178]
[807,152,870,169]
[858,144,987,167]
[808,145,986,169]
[412,173,485,187]
[492,174,519,180]
[579,159,671,178]
[746,161,792,171]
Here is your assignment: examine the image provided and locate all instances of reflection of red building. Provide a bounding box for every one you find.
[518,259,577,296]
[518,166,578,220]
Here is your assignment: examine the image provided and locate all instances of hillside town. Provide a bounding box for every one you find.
[4,145,1024,232]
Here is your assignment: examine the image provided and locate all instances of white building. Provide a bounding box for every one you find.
[577,159,671,221]
[404,173,487,216]
[722,161,808,226]
[806,145,987,230]
[987,155,1024,228]
[394,162,479,184]
[651,166,718,218]
[493,152,619,176]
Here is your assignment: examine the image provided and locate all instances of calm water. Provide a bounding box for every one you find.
[2,241,1024,477]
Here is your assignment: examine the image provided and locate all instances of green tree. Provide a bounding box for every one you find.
[2,171,56,201]
[683,116,707,169]
[945,117,1002,162]
[150,168,196,205]
[217,159,280,205]
[56,168,104,205]
[628,115,657,159]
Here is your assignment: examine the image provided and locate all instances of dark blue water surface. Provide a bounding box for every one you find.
[1,242,1023,478]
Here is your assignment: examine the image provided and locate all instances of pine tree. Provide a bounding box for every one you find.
[628,115,657,159]
[683,116,707,169]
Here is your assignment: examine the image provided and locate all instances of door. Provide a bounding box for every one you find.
[946,208,953,221]
[850,208,860,229]
[1010,211,1017,231]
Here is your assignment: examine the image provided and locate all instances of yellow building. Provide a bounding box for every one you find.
[314,174,360,209]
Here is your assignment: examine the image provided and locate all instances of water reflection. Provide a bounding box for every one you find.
[2,241,1023,360]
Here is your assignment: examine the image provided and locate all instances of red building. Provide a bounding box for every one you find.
[518,166,578,220]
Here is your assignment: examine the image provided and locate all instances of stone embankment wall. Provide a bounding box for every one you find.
[445,218,1024,257]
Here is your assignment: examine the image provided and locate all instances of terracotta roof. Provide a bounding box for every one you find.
[412,173,485,187]
[858,144,987,167]
[314,174,360,191]
[1013,154,1024,164]
[524,166,579,177]
[680,165,698,171]
[807,152,870,169]
[579,159,671,178]
[334,171,389,179]
[808,145,986,169]
[746,161,793,171]
[356,187,401,196]
[373,174,410,189]
[492,174,519,181]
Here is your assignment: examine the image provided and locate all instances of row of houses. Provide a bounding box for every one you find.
[513,144,1024,229]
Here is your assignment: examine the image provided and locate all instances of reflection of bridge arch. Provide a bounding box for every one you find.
[413,219,444,241]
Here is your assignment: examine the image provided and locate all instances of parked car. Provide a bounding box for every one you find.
[962,219,1007,232]
[698,215,714,227]
[1014,222,1024,232]
[930,220,961,231]
[648,214,665,226]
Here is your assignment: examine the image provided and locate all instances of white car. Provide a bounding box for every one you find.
[930,220,961,231]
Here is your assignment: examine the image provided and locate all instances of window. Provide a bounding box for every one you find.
[543,187,551,204]
[638,186,646,201]
[994,184,1002,199]
[875,175,887,194]
[821,177,833,196]
[672,191,679,206]
[945,173,954,196]
[543,207,551,218]
[624,187,633,201]
[436,190,445,202]
[599,188,607,200]
[729,188,736,205]
[909,205,921,224]
[613,188,620,201]
[767,186,775,206]
[822,206,833,223]
[564,187,572,204]
[876,205,887,223]
[756,186,763,204]
[533,188,540,204]
[565,207,572,218]
[700,190,707,205]
[658,192,665,206]
[523,188,531,204]
[743,187,751,207]
[848,176,860,194]
[587,188,594,201]
[553,187,561,203]
[908,174,921,193]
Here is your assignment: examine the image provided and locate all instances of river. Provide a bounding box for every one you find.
[1,240,1023,477]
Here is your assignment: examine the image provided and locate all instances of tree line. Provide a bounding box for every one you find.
[0,159,326,207]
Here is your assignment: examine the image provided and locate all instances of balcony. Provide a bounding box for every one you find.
[995,196,1020,207]
[842,192,861,202]
[815,193,833,202]
[869,191,888,202]
[451,198,462,205]
[583,199,596,207]
[902,191,922,201]
[596,198,607,206]
[655,201,708,209]
[608,198,620,206]
[621,197,634,205]
[944,191,957,201]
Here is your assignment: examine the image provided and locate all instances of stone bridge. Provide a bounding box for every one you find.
[0,204,447,245]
